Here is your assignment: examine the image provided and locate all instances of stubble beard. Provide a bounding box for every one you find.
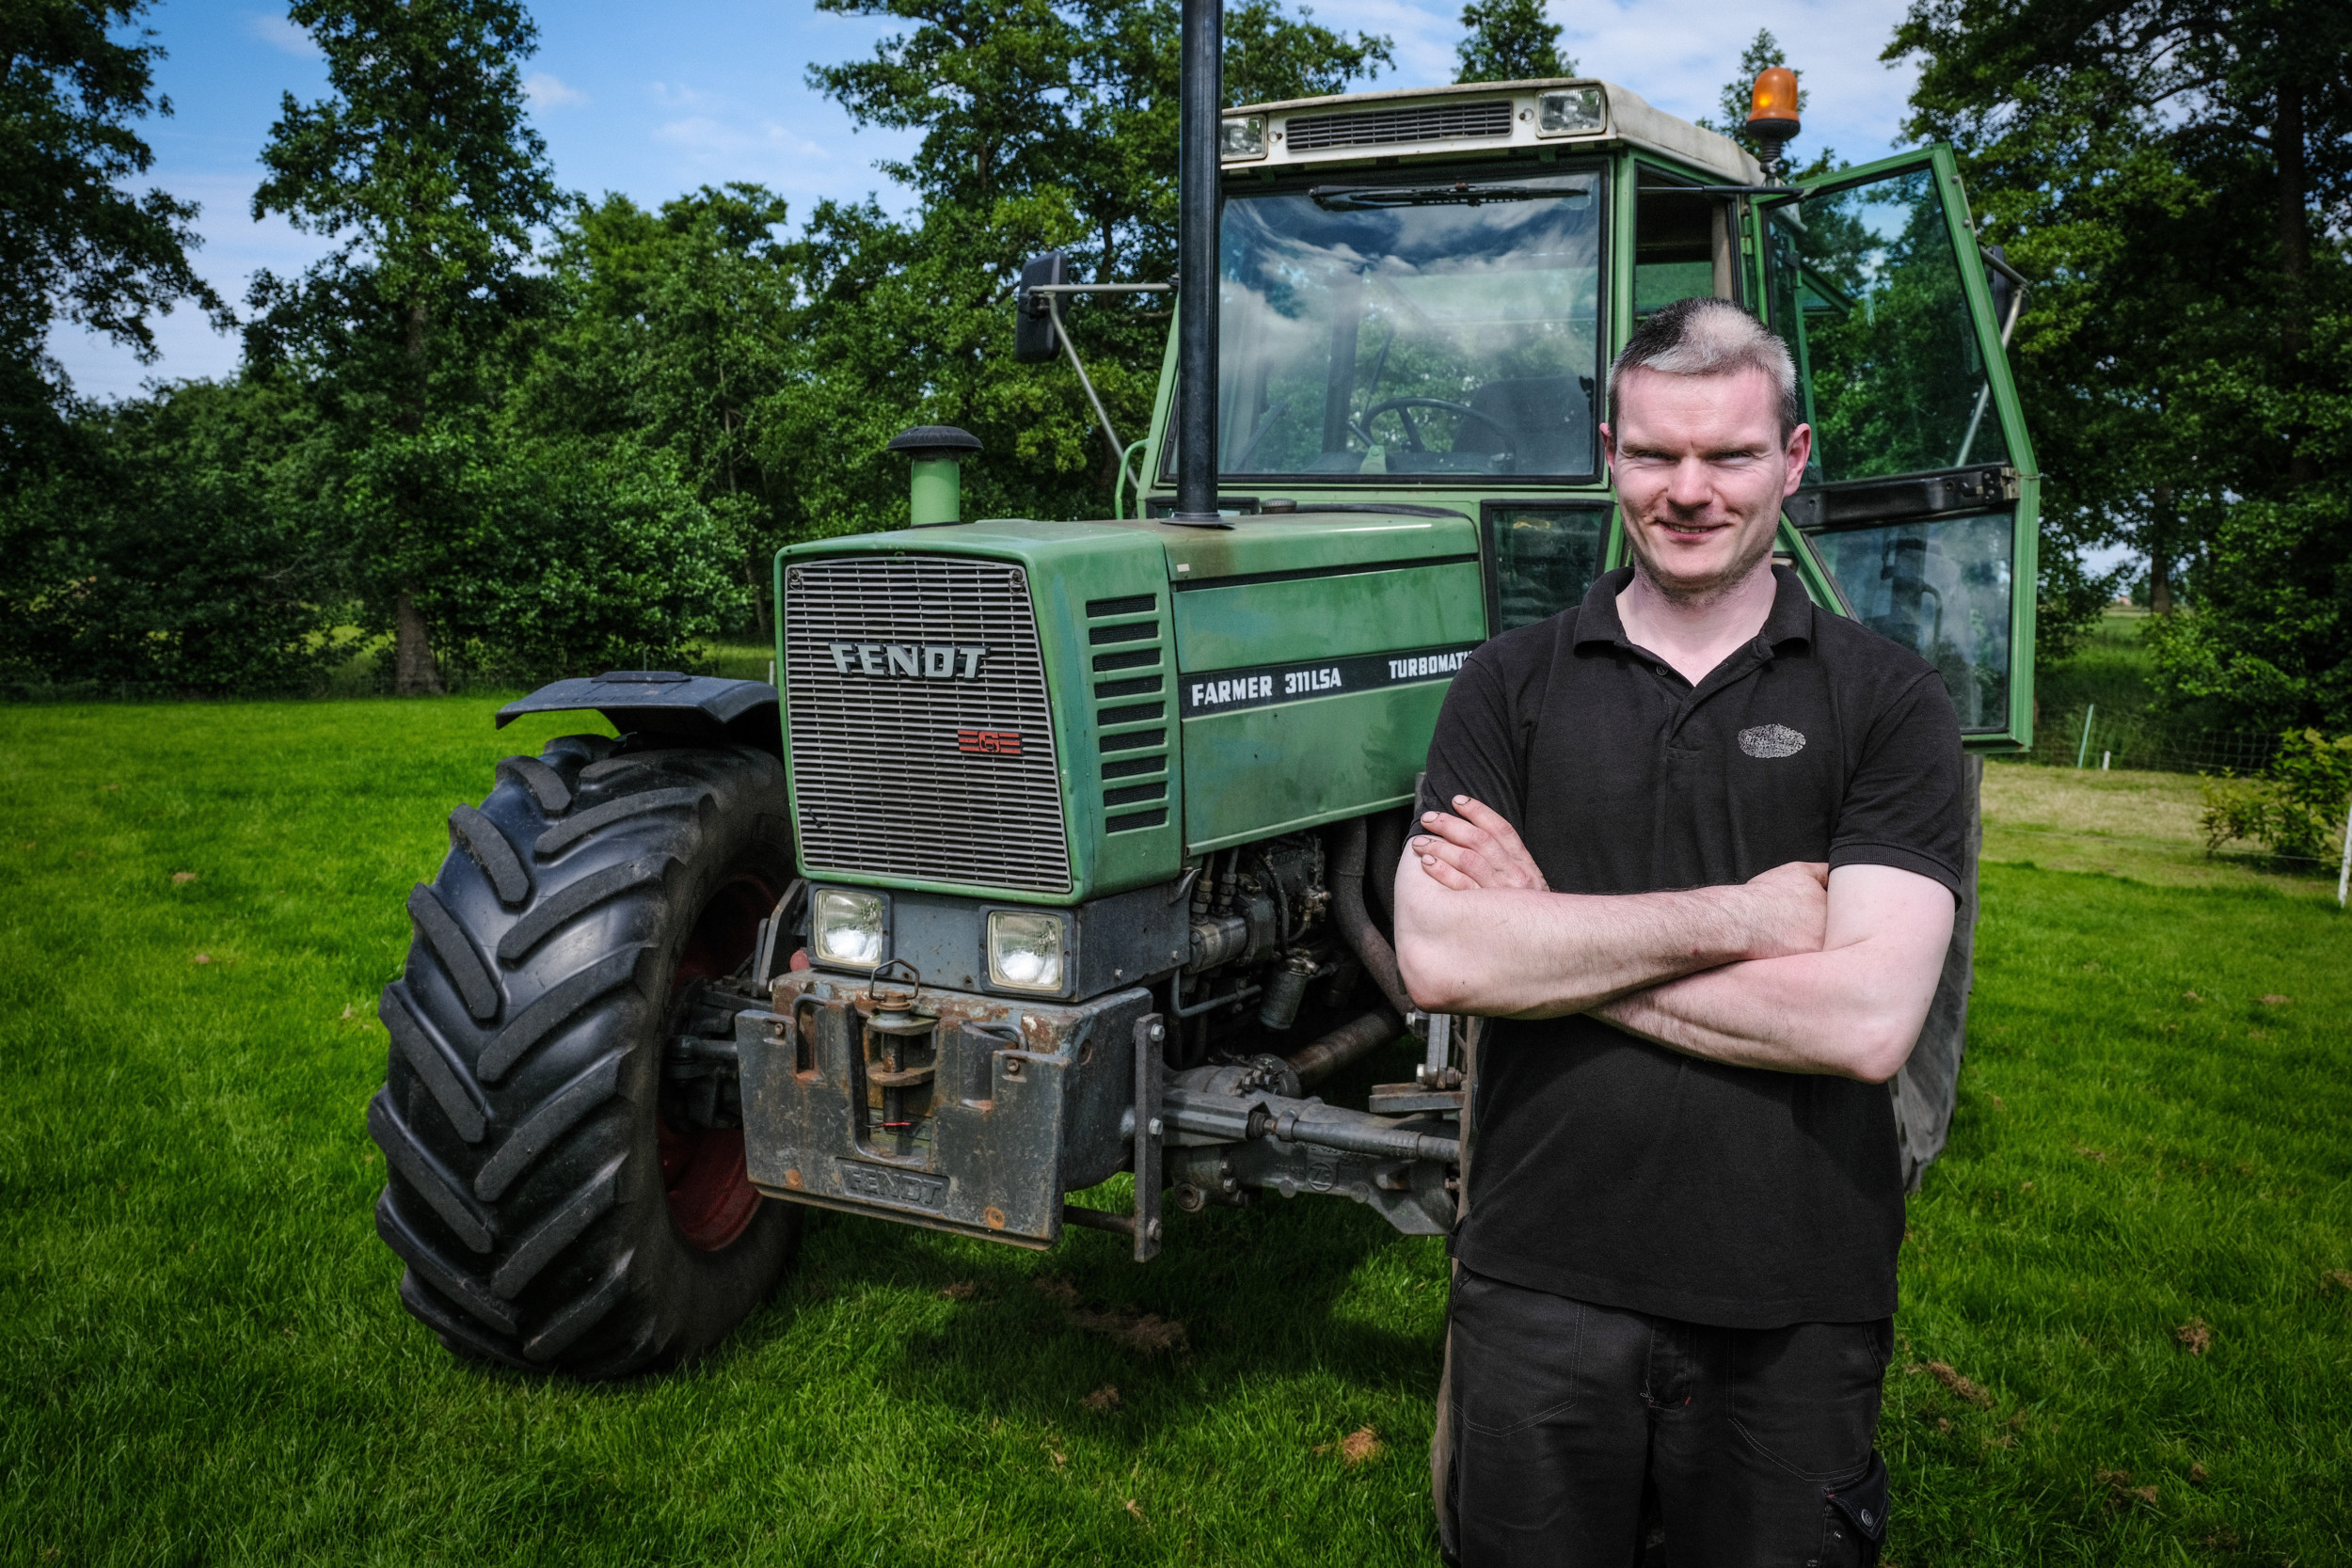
[1628,502,1781,610]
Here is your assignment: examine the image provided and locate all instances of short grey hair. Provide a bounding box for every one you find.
[1607,296,1803,441]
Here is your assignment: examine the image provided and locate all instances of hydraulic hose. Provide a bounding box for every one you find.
[1330,815,1414,1019]
[1366,807,1405,927]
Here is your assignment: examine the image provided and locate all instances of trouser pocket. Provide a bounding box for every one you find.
[1820,1450,1888,1566]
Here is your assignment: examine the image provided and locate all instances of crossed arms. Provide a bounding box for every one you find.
[1391,799,1955,1085]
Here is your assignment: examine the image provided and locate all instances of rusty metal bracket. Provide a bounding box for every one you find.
[1134,1012,1164,1260]
[1061,1011,1166,1258]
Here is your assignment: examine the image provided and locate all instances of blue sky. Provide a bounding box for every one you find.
[52,0,1934,399]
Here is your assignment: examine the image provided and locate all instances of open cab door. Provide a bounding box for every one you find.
[1762,147,2038,750]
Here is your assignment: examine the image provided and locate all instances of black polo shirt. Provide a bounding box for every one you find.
[1422,564,1965,1328]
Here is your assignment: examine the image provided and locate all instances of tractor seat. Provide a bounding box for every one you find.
[1454,375,1595,476]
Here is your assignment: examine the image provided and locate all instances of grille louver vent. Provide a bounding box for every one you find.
[1285,101,1513,152]
[1085,593,1170,834]
[784,557,1072,893]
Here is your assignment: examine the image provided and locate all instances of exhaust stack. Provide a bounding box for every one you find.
[1169,0,1224,525]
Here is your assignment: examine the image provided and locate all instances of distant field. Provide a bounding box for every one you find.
[1,701,2345,1565]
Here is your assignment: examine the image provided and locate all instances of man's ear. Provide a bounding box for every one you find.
[1598,421,1616,472]
[1781,423,1813,496]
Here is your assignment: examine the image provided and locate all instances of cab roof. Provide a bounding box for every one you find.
[1225,77,1763,186]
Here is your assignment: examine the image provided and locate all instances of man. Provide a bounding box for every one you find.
[1394,295,1966,1566]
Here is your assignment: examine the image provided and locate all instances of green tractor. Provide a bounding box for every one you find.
[366,25,2037,1375]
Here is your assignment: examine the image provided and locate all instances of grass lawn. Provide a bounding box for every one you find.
[2,700,2346,1565]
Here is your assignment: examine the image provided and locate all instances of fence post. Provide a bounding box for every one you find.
[2337,795,2351,910]
[2076,704,2096,769]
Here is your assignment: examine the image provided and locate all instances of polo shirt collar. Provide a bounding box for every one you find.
[1572,563,1816,657]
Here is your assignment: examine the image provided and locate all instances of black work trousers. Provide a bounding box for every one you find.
[1446,1267,1892,1568]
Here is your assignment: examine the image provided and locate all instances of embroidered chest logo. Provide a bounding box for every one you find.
[1739,723,1807,759]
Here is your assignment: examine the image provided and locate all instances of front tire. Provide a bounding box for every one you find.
[369,734,802,1377]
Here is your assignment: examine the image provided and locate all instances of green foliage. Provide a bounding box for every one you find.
[0,0,219,466]
[416,435,747,680]
[809,0,1391,281]
[1890,0,2352,725]
[1451,0,1573,86]
[2198,728,2352,863]
[0,379,342,693]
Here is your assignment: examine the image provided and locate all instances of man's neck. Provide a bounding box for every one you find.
[1615,559,1779,687]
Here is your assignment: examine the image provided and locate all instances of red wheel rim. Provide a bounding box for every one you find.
[660,874,772,1251]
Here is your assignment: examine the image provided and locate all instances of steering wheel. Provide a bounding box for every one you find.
[1354,396,1517,460]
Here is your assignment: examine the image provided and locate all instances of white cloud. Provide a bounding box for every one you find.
[525,71,587,108]
[246,10,319,58]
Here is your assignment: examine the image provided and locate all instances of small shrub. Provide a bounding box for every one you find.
[2197,729,2352,863]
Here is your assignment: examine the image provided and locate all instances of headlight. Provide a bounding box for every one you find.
[1536,87,1605,136]
[987,911,1066,992]
[1220,115,1266,161]
[812,889,887,969]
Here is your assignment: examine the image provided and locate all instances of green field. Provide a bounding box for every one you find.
[3,699,2347,1565]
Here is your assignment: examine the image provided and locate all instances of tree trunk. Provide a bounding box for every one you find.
[2275,75,2316,487]
[394,590,443,695]
[2149,484,2173,615]
[744,555,771,639]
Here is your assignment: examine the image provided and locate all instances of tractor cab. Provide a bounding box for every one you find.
[1112,75,2038,748]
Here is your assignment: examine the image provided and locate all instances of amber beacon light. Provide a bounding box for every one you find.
[1746,65,1802,184]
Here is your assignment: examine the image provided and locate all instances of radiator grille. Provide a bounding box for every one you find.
[784,556,1071,894]
[1285,101,1514,152]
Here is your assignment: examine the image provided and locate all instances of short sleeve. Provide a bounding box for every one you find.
[1827,669,1966,897]
[1419,648,1528,832]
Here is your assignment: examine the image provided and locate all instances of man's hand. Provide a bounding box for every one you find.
[1738,860,1832,959]
[1411,796,1549,891]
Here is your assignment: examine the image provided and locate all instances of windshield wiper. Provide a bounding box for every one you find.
[1310,179,1591,212]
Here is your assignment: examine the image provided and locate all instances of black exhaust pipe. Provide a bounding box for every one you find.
[1170,0,1225,526]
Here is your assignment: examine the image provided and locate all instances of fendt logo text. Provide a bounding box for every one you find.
[826,642,991,679]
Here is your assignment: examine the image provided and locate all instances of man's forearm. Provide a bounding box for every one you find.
[1394,863,1806,1019]
[1592,868,1956,1082]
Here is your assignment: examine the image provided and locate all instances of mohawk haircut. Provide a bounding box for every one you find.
[1608,296,1803,441]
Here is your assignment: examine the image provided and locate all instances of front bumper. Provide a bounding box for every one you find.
[735,971,1152,1247]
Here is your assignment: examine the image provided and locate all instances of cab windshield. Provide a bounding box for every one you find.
[1198,166,1605,482]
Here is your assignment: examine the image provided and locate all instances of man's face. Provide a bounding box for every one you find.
[1601,365,1812,603]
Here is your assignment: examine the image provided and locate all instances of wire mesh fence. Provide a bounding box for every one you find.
[2003,705,2283,777]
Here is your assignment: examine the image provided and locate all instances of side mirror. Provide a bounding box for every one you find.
[1014,250,1066,364]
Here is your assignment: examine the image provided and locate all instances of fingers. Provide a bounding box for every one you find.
[1450,795,1532,857]
[1409,842,1482,891]
[1411,832,1498,888]
[1422,797,1548,892]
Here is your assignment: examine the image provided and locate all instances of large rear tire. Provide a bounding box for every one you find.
[369,735,802,1377]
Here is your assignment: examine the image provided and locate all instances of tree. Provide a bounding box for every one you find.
[522,185,802,632]
[0,377,340,693]
[1453,0,1573,86]
[0,0,218,469]
[1892,0,2352,726]
[248,0,565,692]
